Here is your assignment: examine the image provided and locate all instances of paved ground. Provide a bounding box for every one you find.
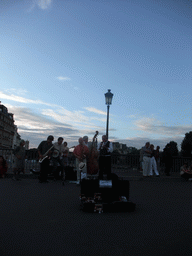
[0,171,191,256]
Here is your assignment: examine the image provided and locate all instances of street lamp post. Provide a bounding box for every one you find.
[105,89,113,139]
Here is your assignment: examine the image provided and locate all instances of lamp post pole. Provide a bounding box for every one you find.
[106,105,110,140]
[105,89,113,140]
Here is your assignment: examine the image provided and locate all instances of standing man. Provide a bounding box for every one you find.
[38,135,54,183]
[83,136,89,148]
[73,137,89,184]
[13,140,26,180]
[52,137,65,180]
[142,142,152,177]
[98,135,113,179]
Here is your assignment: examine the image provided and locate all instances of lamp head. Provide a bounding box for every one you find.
[105,89,113,105]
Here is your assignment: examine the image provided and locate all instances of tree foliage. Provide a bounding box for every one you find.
[163,141,179,157]
[181,131,192,157]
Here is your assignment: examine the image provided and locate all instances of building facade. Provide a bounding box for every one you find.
[0,103,21,149]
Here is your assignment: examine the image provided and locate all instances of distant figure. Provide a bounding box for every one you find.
[180,163,192,181]
[154,146,160,173]
[149,144,159,176]
[63,142,69,167]
[38,135,54,183]
[142,142,151,177]
[13,140,26,180]
[163,144,173,176]
[73,137,89,184]
[98,135,113,179]
[0,155,8,178]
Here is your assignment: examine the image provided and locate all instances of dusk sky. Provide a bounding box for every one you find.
[1,0,192,150]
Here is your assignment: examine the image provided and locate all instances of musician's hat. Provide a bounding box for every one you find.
[79,162,86,170]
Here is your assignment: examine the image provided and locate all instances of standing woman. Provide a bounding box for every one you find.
[155,146,160,174]
[0,155,8,178]
[149,144,159,176]
[13,140,26,180]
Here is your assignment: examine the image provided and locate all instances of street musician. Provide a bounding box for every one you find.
[38,135,54,183]
[52,137,65,181]
[73,137,89,184]
[98,135,113,179]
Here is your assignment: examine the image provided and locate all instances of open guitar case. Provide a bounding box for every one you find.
[80,173,136,213]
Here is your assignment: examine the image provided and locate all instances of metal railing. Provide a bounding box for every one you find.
[0,149,191,173]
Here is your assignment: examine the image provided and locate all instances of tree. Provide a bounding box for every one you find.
[181,131,192,157]
[163,141,179,157]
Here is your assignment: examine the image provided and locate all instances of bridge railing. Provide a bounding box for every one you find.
[0,149,191,173]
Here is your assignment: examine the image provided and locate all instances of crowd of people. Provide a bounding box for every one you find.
[37,134,113,184]
[1,137,191,182]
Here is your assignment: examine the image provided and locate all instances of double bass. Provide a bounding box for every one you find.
[87,131,99,175]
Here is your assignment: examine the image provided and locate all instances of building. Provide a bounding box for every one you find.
[25,140,29,150]
[112,142,128,154]
[0,103,21,149]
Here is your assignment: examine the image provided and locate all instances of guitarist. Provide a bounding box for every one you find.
[38,135,54,183]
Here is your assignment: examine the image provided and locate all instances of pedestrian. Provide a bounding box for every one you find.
[163,144,173,176]
[154,146,160,173]
[0,155,8,178]
[13,140,26,180]
[142,142,151,177]
[149,144,159,176]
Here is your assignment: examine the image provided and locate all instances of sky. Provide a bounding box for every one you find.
[0,0,192,150]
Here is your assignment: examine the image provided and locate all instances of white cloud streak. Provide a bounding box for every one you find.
[0,91,58,107]
[133,116,192,137]
[57,76,71,81]
[84,107,106,115]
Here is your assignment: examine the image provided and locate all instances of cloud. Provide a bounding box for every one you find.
[0,91,58,107]
[117,136,184,150]
[84,107,106,116]
[5,104,105,148]
[6,105,80,148]
[57,76,71,81]
[4,88,28,96]
[41,107,105,129]
[37,0,52,10]
[27,0,52,12]
[133,116,192,137]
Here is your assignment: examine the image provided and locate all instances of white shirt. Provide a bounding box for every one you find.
[98,140,113,154]
[53,142,65,154]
